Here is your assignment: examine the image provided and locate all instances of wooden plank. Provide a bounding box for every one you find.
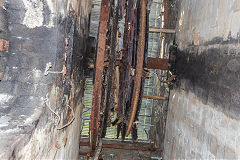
[149,28,175,34]
[90,0,110,153]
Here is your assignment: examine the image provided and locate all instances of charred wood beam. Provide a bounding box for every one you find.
[126,0,147,136]
[101,3,119,138]
[118,0,136,140]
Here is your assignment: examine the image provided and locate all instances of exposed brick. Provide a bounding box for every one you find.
[0,39,9,52]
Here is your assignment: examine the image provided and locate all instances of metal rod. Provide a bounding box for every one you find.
[80,142,162,152]
[142,95,168,100]
[90,0,110,153]
[164,0,169,29]
[149,28,175,33]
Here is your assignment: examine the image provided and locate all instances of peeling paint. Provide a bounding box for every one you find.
[0,94,13,105]
[32,68,42,78]
[22,0,44,28]
[22,0,56,28]
[0,116,10,128]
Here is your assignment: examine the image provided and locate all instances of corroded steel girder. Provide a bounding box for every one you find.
[90,0,110,153]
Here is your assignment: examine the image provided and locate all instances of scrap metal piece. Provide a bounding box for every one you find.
[126,0,147,136]
[146,57,168,70]
[90,0,110,153]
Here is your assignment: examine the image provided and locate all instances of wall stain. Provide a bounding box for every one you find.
[174,37,240,120]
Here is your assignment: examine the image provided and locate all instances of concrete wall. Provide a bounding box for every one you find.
[0,0,91,159]
[164,0,240,159]
[164,89,240,159]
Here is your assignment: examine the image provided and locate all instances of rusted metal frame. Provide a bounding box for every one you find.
[142,95,168,100]
[149,28,175,33]
[126,0,147,136]
[144,7,150,68]
[146,57,169,70]
[132,5,149,141]
[80,141,162,152]
[101,2,119,138]
[164,0,169,29]
[90,0,110,153]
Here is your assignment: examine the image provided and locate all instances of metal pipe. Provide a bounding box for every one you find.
[142,95,168,100]
[90,0,110,153]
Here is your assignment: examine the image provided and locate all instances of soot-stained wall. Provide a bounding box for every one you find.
[0,0,91,159]
[164,0,240,159]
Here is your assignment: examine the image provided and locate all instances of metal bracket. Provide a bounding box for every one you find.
[44,62,64,76]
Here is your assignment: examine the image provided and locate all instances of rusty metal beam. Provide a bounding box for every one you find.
[164,0,169,28]
[126,0,147,137]
[142,95,168,100]
[90,0,110,153]
[146,57,168,70]
[149,28,175,34]
[80,141,162,152]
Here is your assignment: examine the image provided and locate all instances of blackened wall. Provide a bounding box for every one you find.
[0,0,91,159]
[164,0,240,159]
